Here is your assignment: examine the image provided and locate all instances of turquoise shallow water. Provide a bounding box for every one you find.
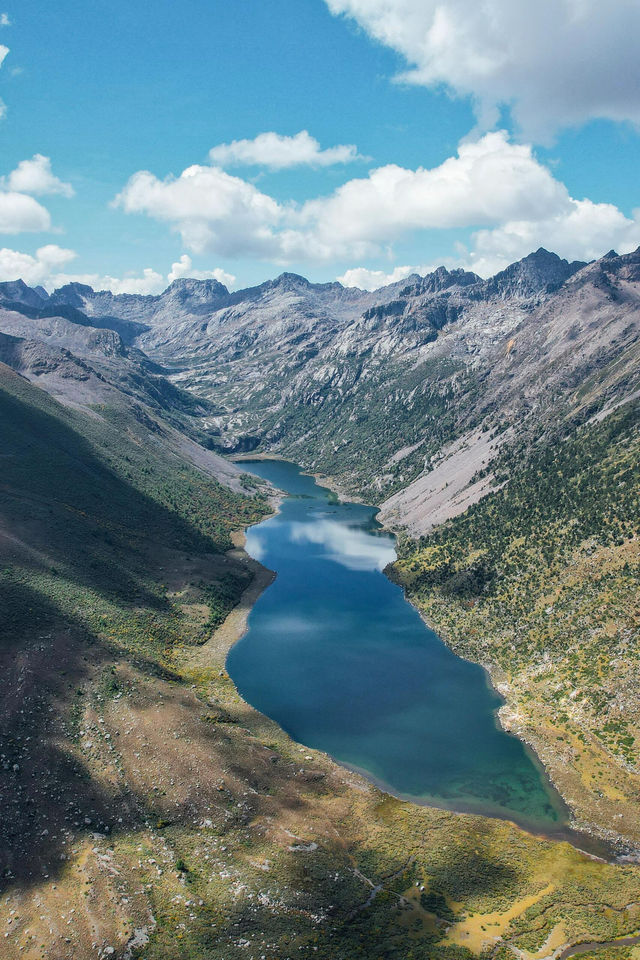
[227,460,568,832]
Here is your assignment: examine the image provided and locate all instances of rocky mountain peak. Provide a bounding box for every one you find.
[163,277,230,305]
[483,248,586,300]
[0,279,49,309]
[265,272,313,292]
[49,282,97,307]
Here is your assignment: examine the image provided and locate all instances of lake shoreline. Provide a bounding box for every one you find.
[231,452,366,504]
[218,459,632,863]
[384,547,639,860]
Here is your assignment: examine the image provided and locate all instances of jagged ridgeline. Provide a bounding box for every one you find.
[21,247,639,514]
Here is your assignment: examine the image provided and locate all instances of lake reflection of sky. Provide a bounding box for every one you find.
[288,518,396,571]
[228,459,568,832]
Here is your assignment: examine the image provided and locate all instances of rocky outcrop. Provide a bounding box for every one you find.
[0,279,49,309]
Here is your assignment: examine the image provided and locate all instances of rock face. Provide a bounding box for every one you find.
[0,279,49,309]
[5,246,640,527]
[482,248,585,299]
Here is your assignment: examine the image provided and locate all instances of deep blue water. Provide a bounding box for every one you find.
[227,460,567,831]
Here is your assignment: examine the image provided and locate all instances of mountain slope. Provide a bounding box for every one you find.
[392,397,640,845]
[0,300,245,477]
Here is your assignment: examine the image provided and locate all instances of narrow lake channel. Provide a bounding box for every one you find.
[227,460,569,834]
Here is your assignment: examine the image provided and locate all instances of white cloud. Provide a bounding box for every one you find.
[6,155,74,197]
[338,265,420,290]
[47,266,166,295]
[115,131,640,274]
[167,253,235,288]
[0,245,165,294]
[0,43,8,66]
[94,269,165,295]
[0,14,10,27]
[115,132,568,261]
[298,132,567,254]
[325,0,640,140]
[466,200,640,276]
[0,191,51,233]
[342,199,640,285]
[0,246,236,296]
[0,244,76,285]
[209,130,361,170]
[114,164,284,257]
[0,157,74,235]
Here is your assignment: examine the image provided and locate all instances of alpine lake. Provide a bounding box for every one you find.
[227,460,572,837]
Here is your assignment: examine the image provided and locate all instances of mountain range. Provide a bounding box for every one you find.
[2,246,638,531]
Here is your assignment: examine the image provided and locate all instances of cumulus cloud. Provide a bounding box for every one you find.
[115,131,640,274]
[115,132,568,261]
[114,165,284,257]
[299,132,567,252]
[465,200,640,276]
[0,191,51,233]
[6,154,74,197]
[0,244,76,285]
[0,245,236,295]
[167,253,236,288]
[0,14,10,27]
[344,201,640,284]
[325,0,640,140]
[0,43,8,67]
[338,265,421,290]
[0,156,74,235]
[0,244,166,293]
[209,130,361,170]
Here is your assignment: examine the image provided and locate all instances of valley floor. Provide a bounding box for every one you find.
[3,532,640,960]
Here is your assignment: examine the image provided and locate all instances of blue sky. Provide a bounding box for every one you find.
[2,0,640,292]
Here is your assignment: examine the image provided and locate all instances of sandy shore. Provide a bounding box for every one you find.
[189,545,276,675]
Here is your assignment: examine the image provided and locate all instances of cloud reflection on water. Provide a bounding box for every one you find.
[288,518,396,571]
[245,531,266,560]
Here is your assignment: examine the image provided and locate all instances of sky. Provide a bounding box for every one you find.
[1,0,640,293]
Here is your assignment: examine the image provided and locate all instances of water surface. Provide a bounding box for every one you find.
[227,460,567,831]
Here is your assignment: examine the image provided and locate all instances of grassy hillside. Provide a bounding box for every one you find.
[392,400,640,843]
[0,362,269,659]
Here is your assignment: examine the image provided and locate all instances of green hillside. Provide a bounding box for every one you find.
[0,362,269,675]
[393,399,640,841]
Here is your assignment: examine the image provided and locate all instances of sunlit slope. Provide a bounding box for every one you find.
[393,399,640,844]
